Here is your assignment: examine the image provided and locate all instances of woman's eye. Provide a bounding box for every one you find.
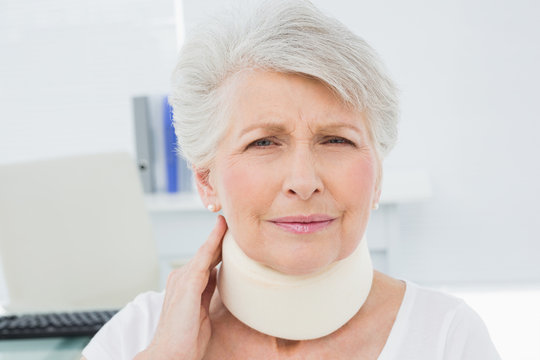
[325,137,354,146]
[249,138,276,148]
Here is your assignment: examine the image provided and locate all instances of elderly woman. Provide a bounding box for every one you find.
[82,1,500,359]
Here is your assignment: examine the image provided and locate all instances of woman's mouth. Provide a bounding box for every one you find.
[269,215,335,234]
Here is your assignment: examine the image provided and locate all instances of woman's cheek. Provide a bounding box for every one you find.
[221,160,271,207]
[341,157,377,204]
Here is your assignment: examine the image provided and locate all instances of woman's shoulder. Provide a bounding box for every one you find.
[81,290,165,360]
[399,280,482,333]
[112,289,166,330]
[370,273,468,332]
[382,280,501,359]
[404,281,466,313]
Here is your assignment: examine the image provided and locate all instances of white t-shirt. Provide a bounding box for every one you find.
[82,280,501,359]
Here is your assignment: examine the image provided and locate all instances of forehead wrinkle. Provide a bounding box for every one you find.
[301,116,364,138]
[299,111,334,137]
[235,99,300,135]
[237,109,362,139]
[318,123,364,136]
[238,119,294,138]
[298,104,363,135]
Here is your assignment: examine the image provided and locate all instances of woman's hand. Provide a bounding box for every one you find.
[135,215,227,360]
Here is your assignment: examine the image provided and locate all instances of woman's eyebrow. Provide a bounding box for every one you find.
[238,121,363,137]
[239,122,289,137]
[316,123,363,135]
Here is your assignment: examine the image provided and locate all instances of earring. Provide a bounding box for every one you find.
[372,203,379,210]
[207,204,216,212]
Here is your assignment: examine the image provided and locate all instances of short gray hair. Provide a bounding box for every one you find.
[170,0,399,169]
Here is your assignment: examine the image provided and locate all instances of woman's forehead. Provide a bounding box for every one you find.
[222,70,367,135]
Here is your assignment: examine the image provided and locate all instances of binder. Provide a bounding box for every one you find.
[132,97,155,193]
[132,95,193,193]
[162,97,178,193]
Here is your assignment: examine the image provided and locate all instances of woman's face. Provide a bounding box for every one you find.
[199,70,381,276]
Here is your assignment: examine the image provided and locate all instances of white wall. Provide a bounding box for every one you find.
[0,0,177,164]
[1,0,539,287]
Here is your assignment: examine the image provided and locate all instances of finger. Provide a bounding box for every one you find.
[209,216,228,269]
[201,268,218,315]
[192,215,227,272]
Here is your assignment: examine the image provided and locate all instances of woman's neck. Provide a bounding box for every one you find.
[216,231,374,340]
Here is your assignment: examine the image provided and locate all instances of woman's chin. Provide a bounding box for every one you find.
[234,227,341,275]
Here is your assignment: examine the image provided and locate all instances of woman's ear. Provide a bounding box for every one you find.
[193,166,221,212]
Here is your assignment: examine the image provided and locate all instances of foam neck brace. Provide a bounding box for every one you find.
[216,231,374,340]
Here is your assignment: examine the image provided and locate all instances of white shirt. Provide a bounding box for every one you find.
[82,280,501,359]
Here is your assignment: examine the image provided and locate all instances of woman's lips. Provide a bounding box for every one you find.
[269,215,335,234]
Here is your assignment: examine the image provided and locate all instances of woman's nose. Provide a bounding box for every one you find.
[282,148,324,200]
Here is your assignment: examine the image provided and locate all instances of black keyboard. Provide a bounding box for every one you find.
[0,310,118,339]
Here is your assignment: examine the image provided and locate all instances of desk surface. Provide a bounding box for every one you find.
[0,336,90,360]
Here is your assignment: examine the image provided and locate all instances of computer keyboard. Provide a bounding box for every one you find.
[0,309,118,339]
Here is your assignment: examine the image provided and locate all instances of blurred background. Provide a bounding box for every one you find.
[1,0,539,358]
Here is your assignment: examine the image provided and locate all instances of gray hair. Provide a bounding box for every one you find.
[170,0,399,170]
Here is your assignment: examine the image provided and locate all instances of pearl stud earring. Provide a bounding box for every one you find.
[207,204,216,212]
[372,203,379,210]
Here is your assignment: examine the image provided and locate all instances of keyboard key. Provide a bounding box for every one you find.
[0,310,118,339]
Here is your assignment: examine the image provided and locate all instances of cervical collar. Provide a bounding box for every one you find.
[216,231,374,340]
